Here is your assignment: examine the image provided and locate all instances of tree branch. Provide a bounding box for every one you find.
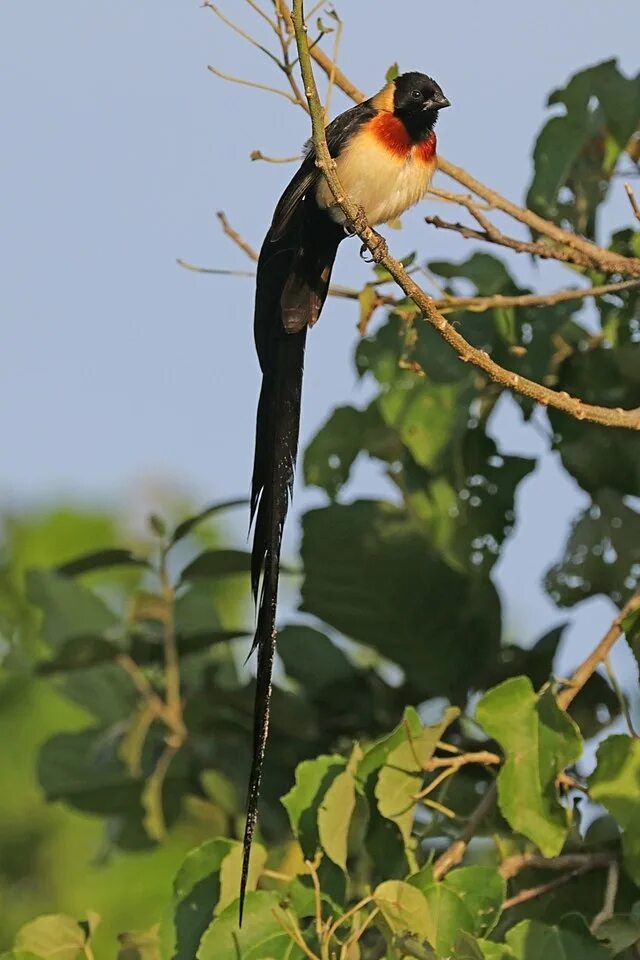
[558,590,640,710]
[216,210,259,262]
[625,181,640,224]
[499,851,613,881]
[290,1,640,431]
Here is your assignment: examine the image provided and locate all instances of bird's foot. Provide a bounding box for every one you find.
[360,232,388,264]
[343,205,368,238]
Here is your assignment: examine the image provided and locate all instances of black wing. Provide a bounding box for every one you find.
[270,99,376,240]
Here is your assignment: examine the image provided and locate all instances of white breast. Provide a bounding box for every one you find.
[316,137,436,227]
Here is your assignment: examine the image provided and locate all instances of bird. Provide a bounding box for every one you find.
[241,70,450,922]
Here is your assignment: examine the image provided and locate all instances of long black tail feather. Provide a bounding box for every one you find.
[239,202,342,924]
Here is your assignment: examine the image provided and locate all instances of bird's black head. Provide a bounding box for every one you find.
[393,72,450,141]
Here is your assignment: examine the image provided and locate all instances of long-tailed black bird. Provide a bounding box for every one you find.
[241,71,450,921]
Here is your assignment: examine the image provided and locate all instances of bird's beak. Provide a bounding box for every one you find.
[423,94,451,111]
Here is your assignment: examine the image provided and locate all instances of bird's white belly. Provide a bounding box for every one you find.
[316,139,436,226]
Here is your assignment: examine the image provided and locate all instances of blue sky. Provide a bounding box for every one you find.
[2,0,639,695]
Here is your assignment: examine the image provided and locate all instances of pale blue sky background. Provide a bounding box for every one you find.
[2,1,639,706]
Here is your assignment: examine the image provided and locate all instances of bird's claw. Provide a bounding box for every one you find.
[343,205,368,238]
[360,234,388,264]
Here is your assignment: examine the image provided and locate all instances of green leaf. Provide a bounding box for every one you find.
[26,570,118,649]
[589,735,640,884]
[277,625,354,693]
[545,491,640,607]
[444,867,506,936]
[375,708,459,859]
[282,754,346,859]
[38,727,141,815]
[197,891,303,960]
[300,501,501,701]
[373,880,432,940]
[527,60,640,236]
[454,933,515,959]
[56,663,138,724]
[595,904,640,956]
[476,678,582,856]
[179,549,252,581]
[117,925,162,960]
[506,917,609,959]
[303,402,397,498]
[56,548,147,577]
[549,346,640,498]
[170,499,248,546]
[385,62,399,83]
[358,706,424,787]
[378,380,471,470]
[318,747,359,870]
[14,915,88,960]
[359,285,379,334]
[37,635,121,674]
[172,839,266,960]
[422,884,476,956]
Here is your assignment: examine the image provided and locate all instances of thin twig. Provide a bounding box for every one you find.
[203,3,283,67]
[216,210,259,262]
[431,785,497,880]
[176,259,255,278]
[558,591,640,709]
[207,65,300,105]
[250,149,302,163]
[116,653,166,719]
[340,907,380,959]
[243,0,279,32]
[424,213,604,270]
[324,9,342,116]
[304,859,324,944]
[502,866,591,910]
[326,896,373,942]
[591,861,620,933]
[158,548,185,741]
[290,2,640,431]
[434,279,640,315]
[499,851,613,881]
[624,182,640,224]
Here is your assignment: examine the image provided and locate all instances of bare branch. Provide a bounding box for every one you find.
[203,3,283,67]
[438,157,640,278]
[216,210,259,262]
[323,9,343,116]
[207,65,300,105]
[431,785,497,880]
[625,181,640,224]
[503,866,594,910]
[250,149,302,163]
[243,0,280,32]
[499,851,613,881]
[591,861,620,933]
[176,259,255,278]
[424,213,606,270]
[435,278,640,315]
[558,591,640,710]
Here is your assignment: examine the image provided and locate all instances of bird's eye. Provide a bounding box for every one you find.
[411,89,422,100]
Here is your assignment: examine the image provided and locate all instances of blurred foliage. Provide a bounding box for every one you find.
[1,55,639,960]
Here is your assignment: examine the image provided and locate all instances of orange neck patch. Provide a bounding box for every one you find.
[368,113,437,164]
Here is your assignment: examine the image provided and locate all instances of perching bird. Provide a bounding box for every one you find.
[241,71,450,921]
